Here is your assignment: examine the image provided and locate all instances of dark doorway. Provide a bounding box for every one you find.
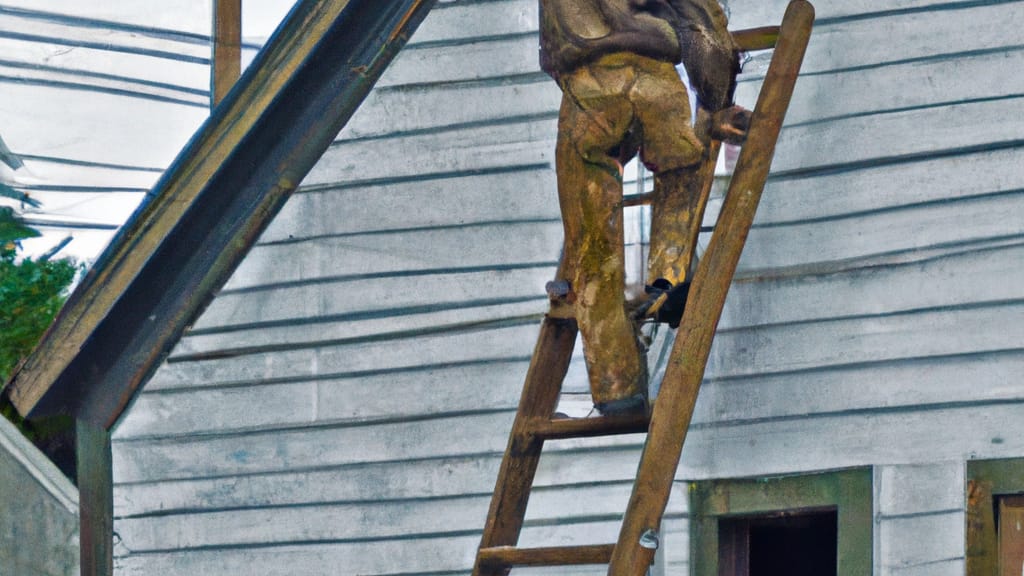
[999,495,1024,575]
[718,509,838,576]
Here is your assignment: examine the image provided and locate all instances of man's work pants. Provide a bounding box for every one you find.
[555,52,704,407]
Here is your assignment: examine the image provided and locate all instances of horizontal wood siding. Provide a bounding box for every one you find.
[875,463,966,575]
[693,1,1024,573]
[111,1,612,574]
[110,0,1024,574]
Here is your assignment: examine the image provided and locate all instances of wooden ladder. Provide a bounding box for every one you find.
[472,3,814,575]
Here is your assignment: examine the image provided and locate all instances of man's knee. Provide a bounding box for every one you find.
[641,136,704,173]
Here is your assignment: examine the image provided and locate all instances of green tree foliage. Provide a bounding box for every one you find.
[0,206,78,479]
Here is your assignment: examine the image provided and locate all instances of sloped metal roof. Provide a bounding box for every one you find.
[3,0,438,428]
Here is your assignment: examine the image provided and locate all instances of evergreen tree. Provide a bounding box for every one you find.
[0,206,79,480]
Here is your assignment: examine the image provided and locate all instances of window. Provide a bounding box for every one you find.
[718,509,838,575]
[690,468,872,576]
[967,458,1024,575]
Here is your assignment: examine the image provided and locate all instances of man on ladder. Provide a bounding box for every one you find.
[541,0,747,415]
[474,3,812,572]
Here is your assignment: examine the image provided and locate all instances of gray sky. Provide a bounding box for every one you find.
[2,1,295,262]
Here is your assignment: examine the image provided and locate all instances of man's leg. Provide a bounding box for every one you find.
[555,77,648,412]
[631,60,706,318]
[648,168,706,288]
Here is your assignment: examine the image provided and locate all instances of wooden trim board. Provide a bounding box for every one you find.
[690,468,873,576]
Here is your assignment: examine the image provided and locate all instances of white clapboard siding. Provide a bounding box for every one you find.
[732,0,995,25]
[172,299,547,359]
[874,463,966,573]
[740,182,1024,273]
[733,0,1024,75]
[113,533,482,576]
[192,263,555,332]
[738,46,1024,129]
[347,76,560,139]
[223,217,561,289]
[724,240,1024,329]
[147,322,541,390]
[380,35,539,89]
[257,167,559,242]
[113,522,626,576]
[108,0,1024,574]
[113,411,646,483]
[877,512,965,576]
[0,6,210,159]
[696,349,1024,429]
[708,300,1024,380]
[679,403,1024,480]
[115,482,635,552]
[114,445,646,518]
[0,82,206,173]
[117,359,533,438]
[661,485,693,575]
[754,145,1024,227]
[114,514,690,576]
[312,117,556,187]
[769,94,1024,175]
[409,0,538,45]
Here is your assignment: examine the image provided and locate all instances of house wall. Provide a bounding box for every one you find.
[109,0,1024,575]
[0,416,79,575]
[110,3,589,574]
[681,1,1024,573]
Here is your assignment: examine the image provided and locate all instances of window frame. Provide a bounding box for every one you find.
[966,458,1024,575]
[689,468,873,576]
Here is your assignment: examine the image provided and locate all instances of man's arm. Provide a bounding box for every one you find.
[542,0,680,74]
[585,28,680,63]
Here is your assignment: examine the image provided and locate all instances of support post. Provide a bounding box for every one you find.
[212,0,243,107]
[77,419,113,576]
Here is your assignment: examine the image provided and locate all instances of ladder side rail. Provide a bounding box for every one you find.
[607,3,815,574]
[473,315,579,576]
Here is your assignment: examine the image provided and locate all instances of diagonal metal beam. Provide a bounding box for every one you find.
[4,0,438,428]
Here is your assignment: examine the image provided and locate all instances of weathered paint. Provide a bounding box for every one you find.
[690,468,873,575]
[77,419,113,576]
[102,0,1024,574]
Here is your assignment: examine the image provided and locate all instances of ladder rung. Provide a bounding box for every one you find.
[477,544,615,568]
[732,25,782,51]
[622,192,653,207]
[532,413,649,440]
